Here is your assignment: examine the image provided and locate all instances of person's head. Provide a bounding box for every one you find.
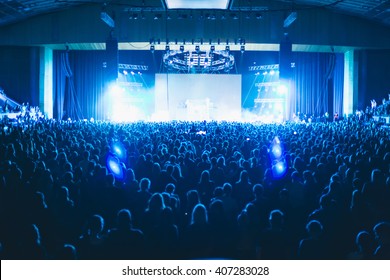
[191,203,208,225]
[59,244,77,260]
[253,184,264,198]
[126,168,136,181]
[208,199,225,224]
[139,178,151,191]
[89,214,104,235]
[355,230,373,253]
[200,170,210,182]
[117,209,132,230]
[147,193,165,212]
[165,183,176,194]
[186,190,199,208]
[222,183,233,195]
[306,220,323,239]
[269,209,284,228]
[59,186,70,202]
[373,222,390,245]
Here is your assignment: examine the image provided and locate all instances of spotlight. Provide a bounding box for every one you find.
[123,70,128,75]
[180,45,184,51]
[111,141,127,161]
[240,45,245,53]
[106,154,125,181]
[150,45,155,53]
[256,13,262,20]
[210,45,215,52]
[166,45,170,51]
[195,45,200,52]
[154,14,161,20]
[225,45,230,51]
[272,160,287,179]
[133,13,138,20]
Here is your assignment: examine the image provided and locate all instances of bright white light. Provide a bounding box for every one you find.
[165,0,229,9]
[271,146,282,158]
[270,70,275,75]
[90,117,94,122]
[278,84,288,95]
[109,84,124,95]
[108,159,121,175]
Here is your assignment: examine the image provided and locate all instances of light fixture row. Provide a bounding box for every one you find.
[149,38,246,46]
[129,12,263,21]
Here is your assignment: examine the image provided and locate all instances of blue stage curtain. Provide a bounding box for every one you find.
[289,52,344,118]
[54,50,105,120]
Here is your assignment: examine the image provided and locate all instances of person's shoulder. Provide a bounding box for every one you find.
[130,228,144,236]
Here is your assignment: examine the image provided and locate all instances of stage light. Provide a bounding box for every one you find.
[130,71,135,75]
[225,45,230,51]
[270,70,275,75]
[165,0,230,9]
[210,45,215,52]
[269,136,283,160]
[106,154,125,181]
[272,160,287,179]
[100,11,115,28]
[150,45,155,53]
[256,13,262,19]
[123,70,128,75]
[271,145,282,159]
[90,118,94,122]
[180,45,184,51]
[240,45,245,53]
[166,45,170,51]
[278,84,288,95]
[284,11,297,28]
[195,45,200,52]
[111,141,127,161]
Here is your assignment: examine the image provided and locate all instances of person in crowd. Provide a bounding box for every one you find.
[105,209,145,259]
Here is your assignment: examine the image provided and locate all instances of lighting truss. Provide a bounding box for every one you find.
[163,49,235,73]
[118,64,149,71]
[248,64,279,71]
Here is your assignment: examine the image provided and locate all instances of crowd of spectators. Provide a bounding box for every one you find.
[0,116,389,260]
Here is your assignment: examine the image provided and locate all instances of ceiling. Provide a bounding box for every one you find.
[0,0,389,27]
